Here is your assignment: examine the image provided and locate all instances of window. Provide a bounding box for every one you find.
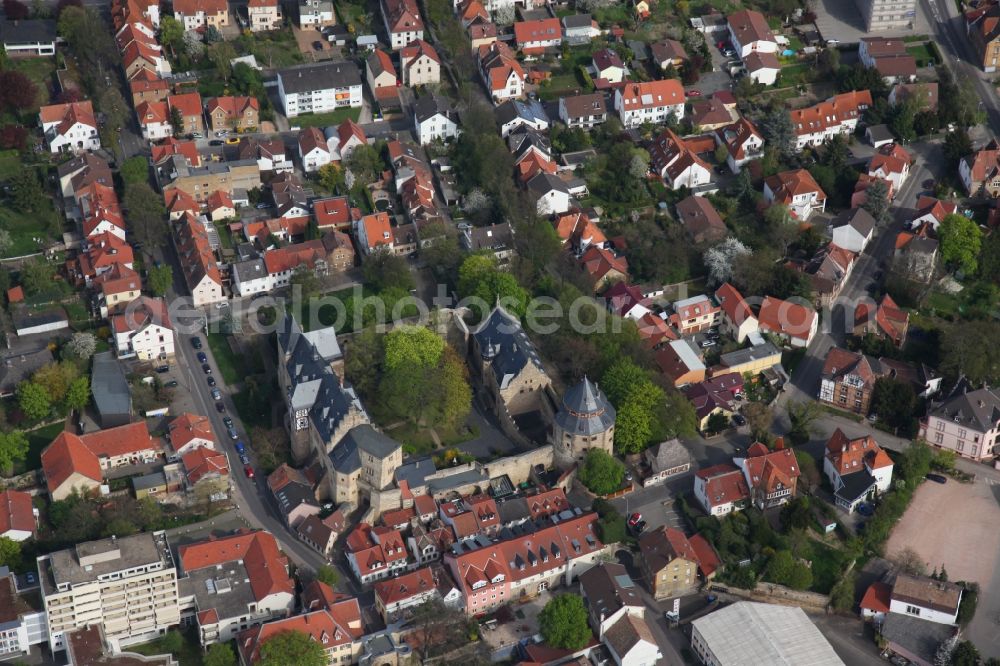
[905,605,920,615]
[935,432,943,444]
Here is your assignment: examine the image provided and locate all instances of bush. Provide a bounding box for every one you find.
[577,449,624,495]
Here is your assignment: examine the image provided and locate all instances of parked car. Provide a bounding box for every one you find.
[312,40,324,50]
[215,130,228,137]
[634,520,647,534]
[154,365,169,373]
[685,89,702,97]
[211,388,222,401]
[700,339,716,348]
[207,376,216,387]
[926,473,947,484]
[215,402,225,413]
[164,380,179,388]
[723,49,736,58]
[628,512,642,527]
[235,440,245,454]
[244,464,254,478]
[191,337,202,349]
[239,453,250,465]
[209,139,224,146]
[223,416,234,429]
[25,572,36,585]
[856,502,875,516]
[227,426,238,440]
[255,202,269,209]
[197,352,208,363]
[202,363,212,374]
[732,414,747,426]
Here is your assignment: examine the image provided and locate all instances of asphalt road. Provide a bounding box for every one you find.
[779,140,945,410]
[921,0,1000,136]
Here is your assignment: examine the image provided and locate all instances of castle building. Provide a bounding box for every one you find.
[552,377,616,466]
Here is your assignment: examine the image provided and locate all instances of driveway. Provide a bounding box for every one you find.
[886,477,1000,658]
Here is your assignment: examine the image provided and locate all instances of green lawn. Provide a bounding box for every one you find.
[213,221,234,250]
[18,422,66,475]
[10,58,55,116]
[806,540,851,594]
[0,151,20,180]
[235,31,304,69]
[778,63,814,86]
[388,420,479,457]
[335,0,371,31]
[0,199,62,258]
[292,107,362,128]
[206,332,243,385]
[906,43,936,66]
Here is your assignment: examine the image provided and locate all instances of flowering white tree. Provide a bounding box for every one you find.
[703,237,751,286]
[65,332,97,360]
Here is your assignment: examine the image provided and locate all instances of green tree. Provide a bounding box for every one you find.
[601,358,665,453]
[538,594,591,650]
[765,550,813,590]
[0,537,21,570]
[706,411,729,434]
[159,15,184,54]
[951,640,980,666]
[614,401,654,453]
[33,362,78,405]
[317,162,346,194]
[794,450,821,492]
[123,183,168,250]
[343,326,383,399]
[170,105,184,136]
[943,129,973,168]
[760,107,796,159]
[17,382,50,421]
[889,97,917,142]
[870,377,917,434]
[742,401,773,444]
[120,156,149,185]
[779,497,812,531]
[938,213,982,274]
[861,178,891,226]
[65,376,90,412]
[10,169,43,212]
[206,40,237,80]
[941,321,1000,386]
[433,347,472,429]
[593,500,627,544]
[315,564,339,587]
[258,630,327,666]
[577,449,625,495]
[786,400,820,445]
[362,247,414,292]
[147,264,174,297]
[344,144,384,184]
[19,257,56,295]
[829,570,856,611]
[384,326,445,370]
[0,431,28,475]
[204,643,236,666]
[290,266,321,300]
[457,254,529,318]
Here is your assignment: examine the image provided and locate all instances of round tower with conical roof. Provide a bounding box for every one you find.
[552,376,616,467]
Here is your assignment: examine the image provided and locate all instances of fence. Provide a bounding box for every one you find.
[709,581,830,612]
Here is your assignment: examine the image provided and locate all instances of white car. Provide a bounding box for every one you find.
[215,130,229,137]
[700,339,716,348]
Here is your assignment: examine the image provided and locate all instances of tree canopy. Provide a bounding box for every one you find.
[938,213,982,275]
[577,448,624,495]
[538,594,592,650]
[258,631,327,666]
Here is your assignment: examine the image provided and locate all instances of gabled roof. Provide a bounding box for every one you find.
[167,92,202,118]
[791,90,872,137]
[382,0,423,33]
[168,412,214,450]
[513,17,561,46]
[869,143,912,178]
[0,490,34,538]
[860,581,892,613]
[181,447,229,485]
[741,445,800,496]
[604,614,657,659]
[825,428,893,478]
[367,49,397,80]
[639,526,698,574]
[695,463,750,509]
[757,295,816,341]
[617,79,684,111]
[111,296,171,335]
[373,566,434,606]
[821,347,879,386]
[764,169,827,206]
[400,38,440,64]
[727,8,775,45]
[39,101,96,130]
[675,195,726,243]
[41,422,159,495]
[173,0,227,14]
[715,282,754,326]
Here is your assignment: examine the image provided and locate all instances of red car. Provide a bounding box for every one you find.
[685,90,702,98]
[628,512,642,527]
[244,464,255,479]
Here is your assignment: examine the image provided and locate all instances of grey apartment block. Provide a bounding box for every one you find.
[854,0,916,32]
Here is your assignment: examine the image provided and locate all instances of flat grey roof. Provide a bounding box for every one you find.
[91,351,131,417]
[691,602,844,666]
[43,532,170,591]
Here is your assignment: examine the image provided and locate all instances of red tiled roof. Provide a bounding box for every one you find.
[238,607,359,665]
[173,0,226,14]
[765,169,827,205]
[181,447,229,485]
[164,188,199,213]
[179,530,293,602]
[0,490,34,538]
[298,126,329,157]
[743,446,800,495]
[757,295,816,342]
[526,488,569,520]
[110,295,170,334]
[715,282,753,326]
[381,506,415,528]
[478,42,524,92]
[617,79,684,112]
[413,494,437,516]
[167,92,203,118]
[695,463,749,509]
[79,421,157,458]
[374,567,434,606]
[383,0,423,33]
[152,138,201,167]
[869,143,912,178]
[39,101,96,129]
[689,534,720,577]
[580,245,628,283]
[168,413,215,451]
[400,38,440,64]
[41,431,101,495]
[791,91,872,137]
[727,9,775,45]
[513,18,561,47]
[821,346,879,386]
[861,581,892,613]
[207,190,234,212]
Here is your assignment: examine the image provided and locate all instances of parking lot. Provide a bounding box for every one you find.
[619,484,688,537]
[886,477,1000,658]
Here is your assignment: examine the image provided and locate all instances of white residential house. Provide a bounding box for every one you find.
[135,101,173,141]
[822,429,894,513]
[889,574,963,626]
[399,39,441,86]
[831,208,876,254]
[40,102,100,154]
[111,296,175,361]
[726,9,778,58]
[298,127,332,173]
[762,169,827,221]
[412,94,460,145]
[649,129,711,190]
[297,0,334,27]
[528,173,572,216]
[613,80,685,129]
[693,464,749,516]
[277,61,362,118]
[714,117,764,174]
